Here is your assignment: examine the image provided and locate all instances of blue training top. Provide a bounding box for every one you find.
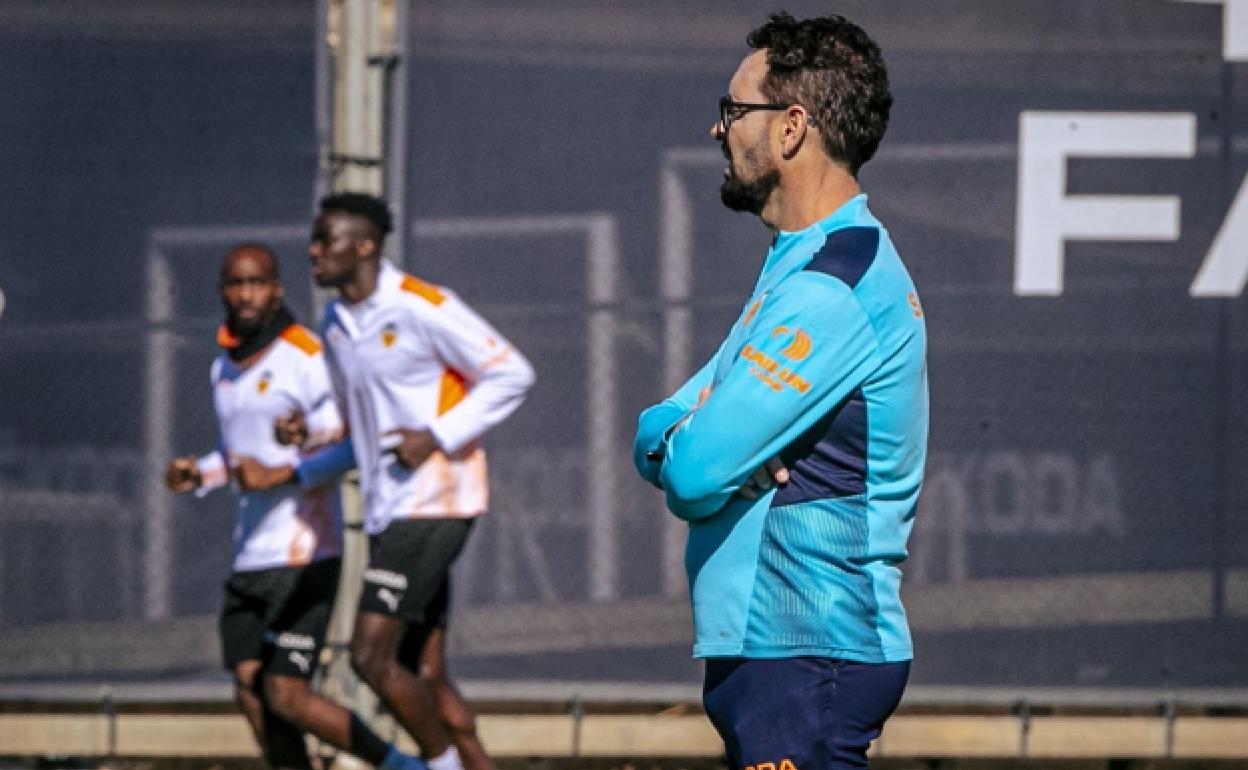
[633,194,928,662]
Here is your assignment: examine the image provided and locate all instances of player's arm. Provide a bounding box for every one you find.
[660,274,881,521]
[288,346,356,487]
[299,350,347,451]
[261,327,358,488]
[163,448,229,496]
[233,440,356,492]
[171,365,232,496]
[402,294,535,464]
[632,350,722,490]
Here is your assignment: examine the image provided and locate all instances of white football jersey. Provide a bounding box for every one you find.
[321,260,534,534]
[196,325,345,571]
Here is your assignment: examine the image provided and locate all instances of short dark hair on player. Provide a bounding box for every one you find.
[221,242,280,280]
[747,12,892,174]
[319,192,394,241]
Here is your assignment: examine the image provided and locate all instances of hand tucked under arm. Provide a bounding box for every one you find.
[736,456,790,501]
[384,428,440,470]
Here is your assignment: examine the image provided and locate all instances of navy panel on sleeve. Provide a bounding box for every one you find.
[804,227,879,288]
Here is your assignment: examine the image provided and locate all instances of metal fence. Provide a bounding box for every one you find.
[0,0,1245,689]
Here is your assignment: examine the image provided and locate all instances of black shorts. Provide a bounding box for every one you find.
[358,518,473,629]
[219,558,341,679]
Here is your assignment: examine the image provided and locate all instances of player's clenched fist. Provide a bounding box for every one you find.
[274,410,308,447]
[165,456,202,493]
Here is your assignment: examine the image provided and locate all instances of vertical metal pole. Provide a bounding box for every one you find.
[101,687,117,765]
[313,0,333,216]
[321,3,395,760]
[659,162,693,597]
[588,215,619,601]
[1212,61,1234,620]
[385,0,410,267]
[336,0,384,193]
[143,248,173,620]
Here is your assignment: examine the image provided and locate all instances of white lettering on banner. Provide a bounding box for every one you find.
[1190,174,1248,296]
[908,452,1125,584]
[1014,112,1196,296]
[1229,0,1248,60]
[1169,0,1248,61]
[0,285,5,319]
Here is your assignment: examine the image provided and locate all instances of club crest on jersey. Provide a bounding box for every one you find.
[257,370,273,394]
[381,323,398,349]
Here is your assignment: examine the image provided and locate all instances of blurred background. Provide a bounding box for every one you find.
[0,0,1245,742]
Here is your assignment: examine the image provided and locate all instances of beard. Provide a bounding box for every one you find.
[227,314,264,335]
[225,302,278,336]
[719,142,779,214]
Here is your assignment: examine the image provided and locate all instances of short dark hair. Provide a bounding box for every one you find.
[747,12,891,174]
[221,242,280,280]
[319,192,394,242]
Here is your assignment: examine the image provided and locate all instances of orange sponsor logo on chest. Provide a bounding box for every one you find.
[741,343,811,395]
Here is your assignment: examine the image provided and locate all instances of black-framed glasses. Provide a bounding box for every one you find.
[719,96,789,132]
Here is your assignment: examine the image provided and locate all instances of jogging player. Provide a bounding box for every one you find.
[279,192,533,770]
[166,243,425,770]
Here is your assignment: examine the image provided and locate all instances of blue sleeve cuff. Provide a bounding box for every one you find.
[296,439,356,490]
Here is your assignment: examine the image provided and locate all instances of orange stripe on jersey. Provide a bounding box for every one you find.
[280,324,322,356]
[401,275,446,306]
[438,369,468,416]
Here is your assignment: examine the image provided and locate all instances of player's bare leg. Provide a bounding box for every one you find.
[419,627,493,770]
[235,661,314,770]
[232,660,267,747]
[263,673,414,767]
[351,611,455,760]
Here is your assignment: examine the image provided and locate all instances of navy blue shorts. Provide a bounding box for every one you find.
[703,657,910,770]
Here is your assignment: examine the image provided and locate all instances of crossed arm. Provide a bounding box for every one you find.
[633,274,878,521]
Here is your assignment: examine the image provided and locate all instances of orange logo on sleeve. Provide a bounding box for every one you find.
[741,297,763,327]
[907,291,923,318]
[770,326,813,361]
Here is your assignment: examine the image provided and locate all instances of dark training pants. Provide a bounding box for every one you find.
[703,657,910,770]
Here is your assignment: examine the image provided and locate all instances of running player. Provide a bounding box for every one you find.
[166,243,425,770]
[287,192,533,770]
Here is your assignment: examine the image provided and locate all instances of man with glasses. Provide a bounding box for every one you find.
[633,12,927,769]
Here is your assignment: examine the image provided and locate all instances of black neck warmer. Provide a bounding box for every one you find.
[217,306,297,362]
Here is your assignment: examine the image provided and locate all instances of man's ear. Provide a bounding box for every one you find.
[779,105,810,159]
[357,238,378,259]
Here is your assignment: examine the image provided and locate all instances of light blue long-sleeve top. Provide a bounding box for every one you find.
[633,194,927,661]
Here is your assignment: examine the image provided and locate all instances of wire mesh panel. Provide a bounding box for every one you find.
[0,0,1245,690]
